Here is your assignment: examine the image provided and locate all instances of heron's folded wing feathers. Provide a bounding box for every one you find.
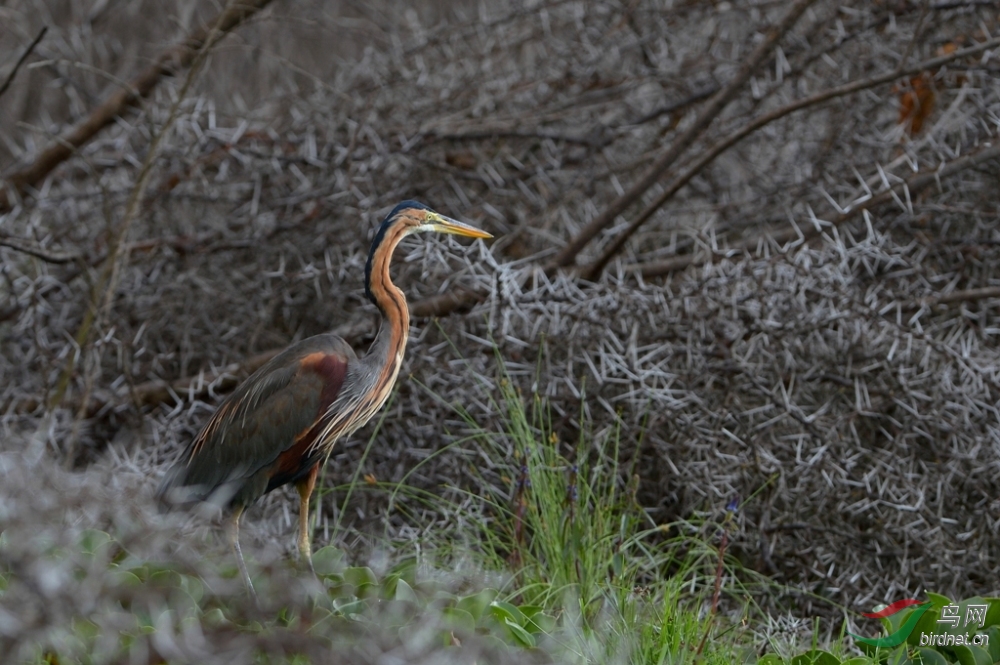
[157,334,356,506]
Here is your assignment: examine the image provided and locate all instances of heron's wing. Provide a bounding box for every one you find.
[157,333,356,508]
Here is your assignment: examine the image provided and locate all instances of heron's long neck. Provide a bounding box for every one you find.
[363,227,410,384]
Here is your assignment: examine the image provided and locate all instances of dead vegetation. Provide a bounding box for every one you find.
[1,0,999,640]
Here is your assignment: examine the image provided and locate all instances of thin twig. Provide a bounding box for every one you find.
[920,285,1000,308]
[896,0,931,75]
[626,84,720,126]
[423,128,609,148]
[0,235,81,264]
[0,26,47,100]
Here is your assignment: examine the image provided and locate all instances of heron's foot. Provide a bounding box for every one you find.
[296,528,318,578]
[305,555,317,579]
[228,507,260,607]
[241,567,260,606]
[233,537,260,606]
[296,547,317,577]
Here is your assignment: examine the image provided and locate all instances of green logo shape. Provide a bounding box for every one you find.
[850,601,933,648]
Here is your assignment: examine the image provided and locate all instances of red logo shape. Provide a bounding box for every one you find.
[862,598,924,619]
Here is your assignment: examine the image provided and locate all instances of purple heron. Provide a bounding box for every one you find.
[157,201,492,594]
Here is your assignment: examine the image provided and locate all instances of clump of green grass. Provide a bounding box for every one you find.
[413,351,770,664]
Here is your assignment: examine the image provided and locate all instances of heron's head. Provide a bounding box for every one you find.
[380,200,493,240]
[365,201,492,304]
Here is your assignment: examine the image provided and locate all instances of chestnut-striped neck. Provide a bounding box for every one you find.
[361,212,416,400]
[364,214,414,325]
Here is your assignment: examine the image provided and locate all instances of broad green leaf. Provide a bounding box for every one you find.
[111,570,142,587]
[441,607,476,635]
[178,575,204,603]
[311,546,345,576]
[982,626,1000,661]
[380,574,398,598]
[458,589,498,621]
[517,606,555,634]
[380,599,418,628]
[927,598,992,644]
[887,644,911,665]
[982,599,1000,629]
[202,608,227,626]
[791,650,840,665]
[490,601,527,626]
[504,618,536,647]
[72,617,99,640]
[78,529,113,556]
[525,611,556,634]
[393,578,419,604]
[960,598,992,632]
[912,647,949,665]
[336,599,367,617]
[910,606,943,646]
[518,605,544,618]
[842,658,876,665]
[953,645,992,665]
[343,566,377,587]
[149,569,180,588]
[967,644,992,665]
[479,634,511,657]
[343,567,378,599]
[757,654,785,665]
[858,604,935,649]
[886,604,930,634]
[387,557,417,586]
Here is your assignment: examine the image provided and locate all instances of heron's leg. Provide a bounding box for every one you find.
[227,505,258,602]
[294,465,320,573]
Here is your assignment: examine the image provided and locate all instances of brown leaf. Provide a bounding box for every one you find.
[445,151,477,170]
[897,72,935,135]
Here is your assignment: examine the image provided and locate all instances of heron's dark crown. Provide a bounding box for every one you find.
[364,201,434,305]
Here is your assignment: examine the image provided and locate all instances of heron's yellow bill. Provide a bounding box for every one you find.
[426,212,493,239]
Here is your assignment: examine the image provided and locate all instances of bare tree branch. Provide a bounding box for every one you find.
[0,1,273,212]
[71,141,998,418]
[4,284,496,415]
[547,0,819,271]
[633,142,1000,278]
[581,35,1000,280]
